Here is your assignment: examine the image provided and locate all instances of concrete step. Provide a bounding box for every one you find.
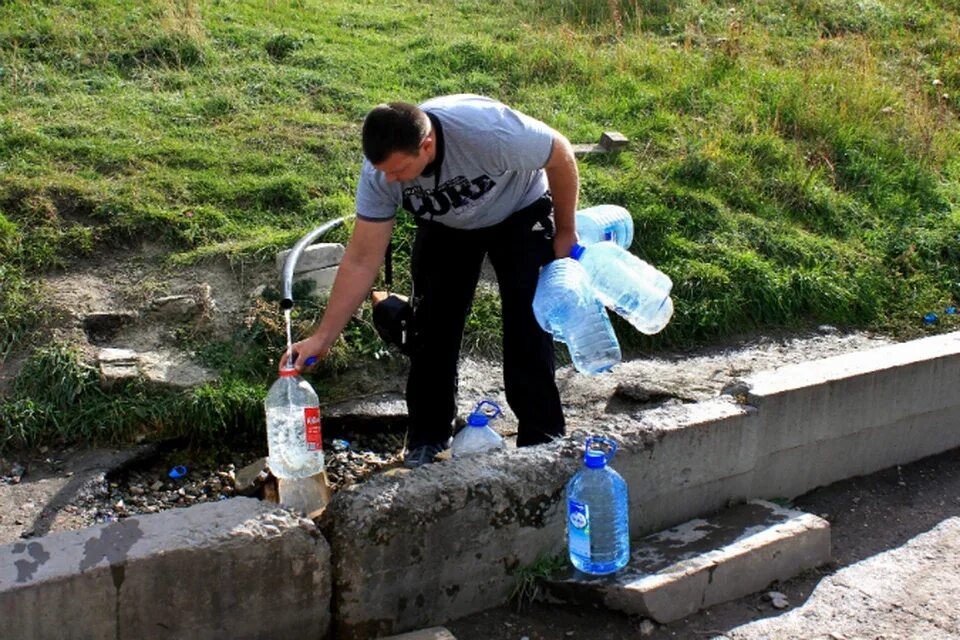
[544,499,831,623]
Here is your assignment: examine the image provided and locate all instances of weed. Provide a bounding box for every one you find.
[510,553,569,612]
[264,33,303,62]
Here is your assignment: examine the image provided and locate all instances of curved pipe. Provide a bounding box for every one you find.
[280,215,353,310]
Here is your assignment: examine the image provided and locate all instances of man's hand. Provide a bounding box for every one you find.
[281,333,332,373]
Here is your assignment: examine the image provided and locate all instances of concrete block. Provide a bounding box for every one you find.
[276,242,344,274]
[292,266,338,295]
[319,442,581,639]
[0,498,331,640]
[99,348,140,382]
[599,131,629,151]
[614,398,758,533]
[545,500,831,623]
[752,402,960,499]
[743,332,960,455]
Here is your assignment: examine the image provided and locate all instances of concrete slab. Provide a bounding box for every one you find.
[544,500,831,623]
[0,498,331,640]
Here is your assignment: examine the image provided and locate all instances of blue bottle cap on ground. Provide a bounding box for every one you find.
[468,400,502,427]
[946,306,958,315]
[923,312,938,324]
[168,465,187,479]
[468,413,489,427]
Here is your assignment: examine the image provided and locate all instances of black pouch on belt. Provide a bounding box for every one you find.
[370,240,413,355]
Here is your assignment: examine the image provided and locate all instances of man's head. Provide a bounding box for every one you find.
[362,102,435,183]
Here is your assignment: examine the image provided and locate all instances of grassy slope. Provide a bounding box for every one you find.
[1,0,958,446]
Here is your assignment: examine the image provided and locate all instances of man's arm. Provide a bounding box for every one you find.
[544,133,579,258]
[283,217,394,371]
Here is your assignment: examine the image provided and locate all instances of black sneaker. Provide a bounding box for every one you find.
[403,443,446,469]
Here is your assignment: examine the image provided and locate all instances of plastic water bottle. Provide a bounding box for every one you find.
[533,258,621,374]
[264,367,324,479]
[575,205,634,249]
[451,400,505,457]
[570,241,674,335]
[566,436,630,575]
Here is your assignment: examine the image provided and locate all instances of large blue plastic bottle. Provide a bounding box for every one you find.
[533,258,621,375]
[575,205,634,249]
[570,241,674,335]
[566,436,630,575]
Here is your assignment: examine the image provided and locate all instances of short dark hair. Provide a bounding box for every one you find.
[362,102,430,165]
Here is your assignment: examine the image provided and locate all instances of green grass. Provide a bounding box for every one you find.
[1,0,959,447]
[510,552,569,612]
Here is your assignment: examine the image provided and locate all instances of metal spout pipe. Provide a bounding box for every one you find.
[280,215,352,310]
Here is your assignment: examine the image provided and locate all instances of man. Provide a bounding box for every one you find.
[284,94,580,467]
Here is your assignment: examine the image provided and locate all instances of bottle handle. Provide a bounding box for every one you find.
[584,436,618,464]
[472,400,502,420]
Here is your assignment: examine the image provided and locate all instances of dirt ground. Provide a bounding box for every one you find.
[446,446,960,639]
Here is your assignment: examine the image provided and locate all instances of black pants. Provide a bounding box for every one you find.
[406,195,565,448]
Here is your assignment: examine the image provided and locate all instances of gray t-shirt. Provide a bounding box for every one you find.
[355,94,555,229]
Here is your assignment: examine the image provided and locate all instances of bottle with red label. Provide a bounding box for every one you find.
[264,366,324,479]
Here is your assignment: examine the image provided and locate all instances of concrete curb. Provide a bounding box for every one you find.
[323,331,960,638]
[5,331,960,638]
[0,498,331,640]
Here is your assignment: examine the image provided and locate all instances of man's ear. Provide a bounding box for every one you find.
[420,130,435,156]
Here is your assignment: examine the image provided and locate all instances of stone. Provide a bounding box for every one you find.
[147,295,198,322]
[137,350,215,388]
[276,243,344,274]
[234,458,270,496]
[572,132,629,156]
[767,591,789,609]
[599,131,629,151]
[290,266,338,296]
[98,348,139,382]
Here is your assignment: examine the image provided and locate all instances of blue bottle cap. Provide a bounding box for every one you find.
[946,306,957,315]
[570,243,586,261]
[583,436,618,468]
[584,449,606,468]
[467,400,502,427]
[168,465,187,479]
[924,312,938,325]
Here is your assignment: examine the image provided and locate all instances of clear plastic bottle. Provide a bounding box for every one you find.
[566,436,630,575]
[575,205,634,249]
[570,241,674,335]
[264,367,324,479]
[451,400,505,458]
[533,258,621,375]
